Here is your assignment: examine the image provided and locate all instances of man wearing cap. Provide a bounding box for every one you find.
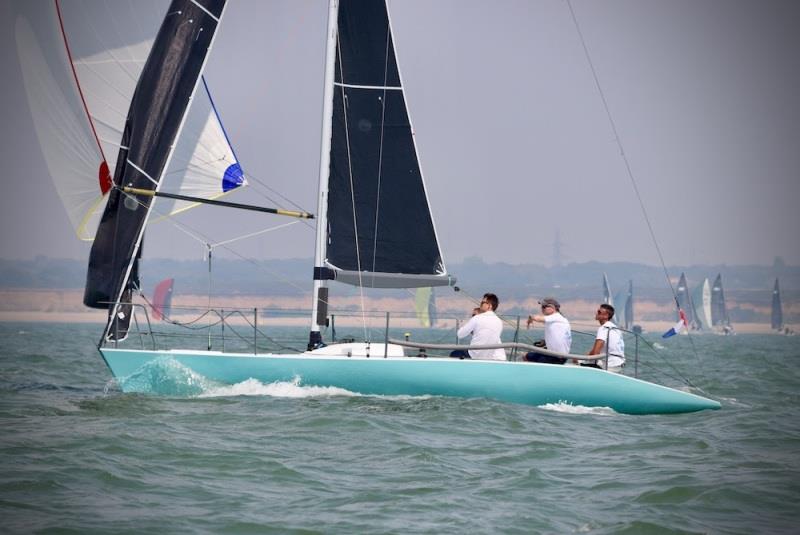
[524,297,572,364]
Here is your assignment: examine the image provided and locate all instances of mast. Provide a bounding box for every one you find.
[309,0,340,349]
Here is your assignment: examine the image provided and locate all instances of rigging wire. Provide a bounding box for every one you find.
[118,188,310,295]
[370,20,392,274]
[335,29,370,342]
[565,0,708,386]
[137,291,304,352]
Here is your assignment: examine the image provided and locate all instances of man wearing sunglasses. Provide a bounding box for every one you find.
[584,303,625,371]
[524,297,572,364]
[455,293,506,360]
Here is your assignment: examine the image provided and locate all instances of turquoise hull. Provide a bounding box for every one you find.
[99,348,720,415]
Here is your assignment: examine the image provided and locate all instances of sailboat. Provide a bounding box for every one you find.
[675,273,695,332]
[624,280,639,333]
[711,273,734,335]
[770,278,793,334]
[691,277,713,331]
[32,0,718,414]
[771,278,783,331]
[602,273,614,308]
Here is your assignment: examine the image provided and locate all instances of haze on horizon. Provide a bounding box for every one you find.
[1,0,798,270]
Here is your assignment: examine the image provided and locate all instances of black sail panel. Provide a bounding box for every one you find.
[710,274,729,326]
[83,0,225,309]
[676,273,694,326]
[325,0,447,287]
[334,0,400,87]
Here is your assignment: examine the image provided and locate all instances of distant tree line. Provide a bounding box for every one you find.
[1,256,797,311]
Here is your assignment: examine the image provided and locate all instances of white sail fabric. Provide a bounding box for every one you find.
[692,278,712,330]
[15,4,108,241]
[602,273,614,308]
[15,1,244,240]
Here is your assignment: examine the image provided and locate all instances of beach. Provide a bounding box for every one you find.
[0,289,787,334]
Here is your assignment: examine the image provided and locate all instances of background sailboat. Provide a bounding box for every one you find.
[771,278,783,331]
[692,278,713,331]
[602,272,614,308]
[613,283,627,324]
[624,279,637,332]
[675,272,695,332]
[711,273,733,334]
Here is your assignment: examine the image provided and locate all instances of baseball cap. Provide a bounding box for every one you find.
[538,297,560,310]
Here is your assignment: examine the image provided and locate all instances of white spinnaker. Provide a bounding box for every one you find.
[16,8,106,241]
[15,0,245,241]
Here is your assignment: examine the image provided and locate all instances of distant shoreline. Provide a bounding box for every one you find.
[0,289,790,334]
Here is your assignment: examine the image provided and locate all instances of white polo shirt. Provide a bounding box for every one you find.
[457,310,507,361]
[544,312,572,354]
[596,321,625,368]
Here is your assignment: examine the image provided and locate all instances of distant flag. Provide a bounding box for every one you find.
[151,278,174,321]
[662,309,688,338]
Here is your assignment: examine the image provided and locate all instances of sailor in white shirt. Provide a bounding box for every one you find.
[586,303,625,371]
[526,297,572,361]
[456,293,506,361]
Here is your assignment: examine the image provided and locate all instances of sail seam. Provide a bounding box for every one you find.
[189,0,220,22]
[333,82,401,90]
[125,158,159,187]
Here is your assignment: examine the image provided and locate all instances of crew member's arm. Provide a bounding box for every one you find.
[457,316,477,339]
[587,338,605,356]
[526,314,545,328]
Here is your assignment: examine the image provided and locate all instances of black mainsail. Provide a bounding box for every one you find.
[323,0,449,288]
[309,0,453,347]
[83,0,226,340]
[710,273,730,327]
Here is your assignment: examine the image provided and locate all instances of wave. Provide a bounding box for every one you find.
[537,401,617,416]
[199,377,360,399]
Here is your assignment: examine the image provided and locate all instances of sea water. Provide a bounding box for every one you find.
[1,322,799,534]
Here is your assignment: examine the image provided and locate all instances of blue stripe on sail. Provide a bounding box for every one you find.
[223,163,244,192]
[201,75,242,165]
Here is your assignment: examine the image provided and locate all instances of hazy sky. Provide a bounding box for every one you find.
[1,0,799,268]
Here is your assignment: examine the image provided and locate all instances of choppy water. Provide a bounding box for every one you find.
[1,322,799,534]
